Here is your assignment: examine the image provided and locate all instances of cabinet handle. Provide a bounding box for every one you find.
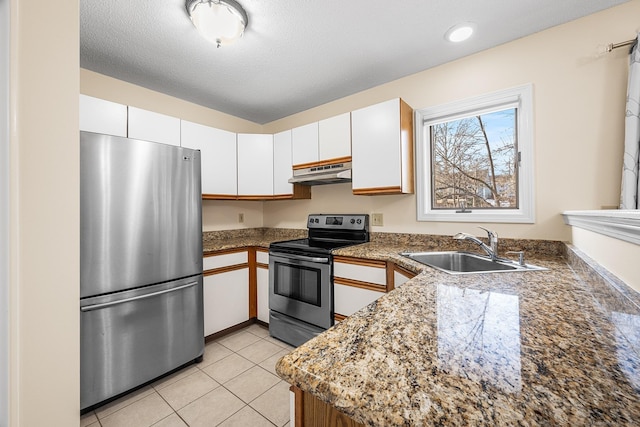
[80,281,199,312]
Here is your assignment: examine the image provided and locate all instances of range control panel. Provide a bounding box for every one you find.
[307,214,369,231]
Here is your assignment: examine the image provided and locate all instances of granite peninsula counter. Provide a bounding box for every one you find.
[275,239,640,426]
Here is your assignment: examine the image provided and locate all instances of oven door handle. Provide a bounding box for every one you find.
[271,252,330,264]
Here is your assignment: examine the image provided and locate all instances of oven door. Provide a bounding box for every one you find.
[269,251,333,330]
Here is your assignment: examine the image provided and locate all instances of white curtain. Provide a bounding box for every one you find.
[620,34,640,209]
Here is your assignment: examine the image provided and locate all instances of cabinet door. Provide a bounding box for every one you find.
[203,268,249,336]
[257,266,269,323]
[291,122,318,166]
[319,112,351,161]
[351,99,401,191]
[128,106,181,147]
[237,133,274,196]
[273,130,293,196]
[334,284,384,317]
[79,94,127,137]
[394,270,412,287]
[181,120,237,196]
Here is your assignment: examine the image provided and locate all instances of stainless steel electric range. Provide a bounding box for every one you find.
[268,214,370,347]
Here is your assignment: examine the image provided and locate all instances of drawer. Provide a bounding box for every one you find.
[256,250,269,265]
[334,260,386,286]
[203,251,248,271]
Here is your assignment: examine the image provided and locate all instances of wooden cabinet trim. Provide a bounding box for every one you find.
[300,389,365,427]
[385,261,395,292]
[394,264,417,279]
[334,313,347,322]
[333,256,386,269]
[292,156,352,170]
[334,277,386,293]
[202,194,238,200]
[257,263,269,269]
[203,263,248,276]
[292,386,304,427]
[248,248,257,319]
[204,247,249,257]
[352,186,403,195]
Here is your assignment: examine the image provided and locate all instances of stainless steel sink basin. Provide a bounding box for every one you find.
[400,251,546,274]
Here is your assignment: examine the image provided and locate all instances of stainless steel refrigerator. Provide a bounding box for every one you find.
[80,131,204,410]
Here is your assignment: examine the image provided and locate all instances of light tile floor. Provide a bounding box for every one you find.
[81,324,294,427]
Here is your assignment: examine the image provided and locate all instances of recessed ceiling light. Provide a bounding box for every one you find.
[445,23,475,43]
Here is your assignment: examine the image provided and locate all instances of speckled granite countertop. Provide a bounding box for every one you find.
[202,228,306,254]
[275,234,640,426]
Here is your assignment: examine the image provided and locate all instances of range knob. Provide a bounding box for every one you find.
[350,219,355,224]
[357,219,362,224]
[314,218,319,223]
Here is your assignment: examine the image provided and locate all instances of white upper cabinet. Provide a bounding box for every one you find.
[291,122,319,166]
[273,129,293,196]
[237,133,274,196]
[128,106,181,147]
[79,94,127,137]
[351,98,414,195]
[181,120,237,197]
[319,112,351,161]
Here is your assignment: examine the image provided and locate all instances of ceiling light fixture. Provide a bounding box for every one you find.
[186,0,248,48]
[445,23,475,43]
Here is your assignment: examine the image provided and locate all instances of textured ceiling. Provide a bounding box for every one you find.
[80,0,629,124]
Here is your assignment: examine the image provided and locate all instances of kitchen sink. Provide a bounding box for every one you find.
[400,251,546,274]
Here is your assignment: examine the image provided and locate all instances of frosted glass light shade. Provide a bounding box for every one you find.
[187,0,248,47]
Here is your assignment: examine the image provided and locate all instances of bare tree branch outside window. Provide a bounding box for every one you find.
[430,108,518,209]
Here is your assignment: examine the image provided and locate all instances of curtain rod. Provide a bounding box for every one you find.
[606,37,637,53]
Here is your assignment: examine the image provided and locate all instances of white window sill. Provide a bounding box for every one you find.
[562,210,640,246]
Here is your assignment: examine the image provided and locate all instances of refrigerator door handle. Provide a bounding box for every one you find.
[80,281,199,312]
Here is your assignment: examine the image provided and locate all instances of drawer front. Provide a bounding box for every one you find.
[334,261,386,286]
[256,250,269,264]
[203,251,248,271]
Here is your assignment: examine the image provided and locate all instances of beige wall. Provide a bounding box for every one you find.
[9,0,80,425]
[571,228,640,292]
[201,199,264,231]
[262,1,639,242]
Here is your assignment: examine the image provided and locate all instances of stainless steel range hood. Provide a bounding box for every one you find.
[288,161,352,186]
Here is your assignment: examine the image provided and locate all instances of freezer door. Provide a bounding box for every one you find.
[80,275,204,410]
[80,131,203,297]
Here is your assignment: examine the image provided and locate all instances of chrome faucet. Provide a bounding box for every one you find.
[453,227,499,261]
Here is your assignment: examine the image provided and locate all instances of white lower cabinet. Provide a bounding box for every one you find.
[333,257,387,319]
[203,250,250,337]
[203,269,249,336]
[334,283,385,317]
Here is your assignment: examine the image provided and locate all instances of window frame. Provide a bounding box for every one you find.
[415,84,535,223]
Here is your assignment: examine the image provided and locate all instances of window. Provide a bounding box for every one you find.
[415,84,534,223]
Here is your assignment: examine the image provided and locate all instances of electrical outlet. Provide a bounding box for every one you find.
[238,213,244,223]
[371,213,384,226]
